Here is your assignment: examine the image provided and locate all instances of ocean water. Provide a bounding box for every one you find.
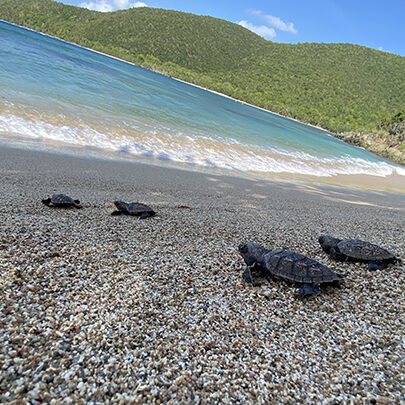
[1,21,404,179]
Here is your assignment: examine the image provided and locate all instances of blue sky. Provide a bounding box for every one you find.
[59,0,405,56]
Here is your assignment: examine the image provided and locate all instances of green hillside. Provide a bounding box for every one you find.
[1,0,404,163]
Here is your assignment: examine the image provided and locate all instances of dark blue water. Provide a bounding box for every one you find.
[1,20,403,177]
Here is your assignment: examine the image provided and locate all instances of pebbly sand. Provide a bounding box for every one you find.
[0,145,404,403]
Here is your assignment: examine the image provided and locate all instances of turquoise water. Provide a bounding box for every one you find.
[1,21,404,178]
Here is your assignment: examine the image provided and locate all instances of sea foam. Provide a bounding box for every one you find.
[1,112,403,178]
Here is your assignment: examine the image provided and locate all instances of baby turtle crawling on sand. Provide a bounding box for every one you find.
[319,235,401,270]
[239,242,345,296]
[42,194,82,209]
[111,201,155,218]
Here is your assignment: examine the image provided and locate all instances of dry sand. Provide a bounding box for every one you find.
[0,145,404,403]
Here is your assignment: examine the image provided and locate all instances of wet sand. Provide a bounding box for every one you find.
[0,145,404,403]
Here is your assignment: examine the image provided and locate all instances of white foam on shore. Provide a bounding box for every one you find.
[1,113,404,178]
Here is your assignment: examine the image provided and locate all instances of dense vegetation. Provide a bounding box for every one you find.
[337,110,405,164]
[1,0,404,163]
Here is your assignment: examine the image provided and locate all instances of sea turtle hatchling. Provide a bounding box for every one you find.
[111,201,155,218]
[42,193,82,209]
[319,235,401,270]
[239,242,345,296]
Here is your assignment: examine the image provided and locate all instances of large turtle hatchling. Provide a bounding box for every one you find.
[239,242,345,296]
[319,235,401,270]
[42,193,82,209]
[111,201,155,218]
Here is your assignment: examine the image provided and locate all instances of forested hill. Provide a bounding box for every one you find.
[1,0,404,163]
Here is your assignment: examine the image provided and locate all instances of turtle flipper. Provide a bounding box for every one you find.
[325,279,344,289]
[329,247,346,262]
[242,267,253,284]
[42,198,52,206]
[296,283,321,296]
[139,212,149,219]
[73,200,83,209]
[367,261,384,271]
[242,262,267,285]
[111,210,123,216]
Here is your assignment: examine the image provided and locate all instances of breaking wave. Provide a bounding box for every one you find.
[1,112,404,178]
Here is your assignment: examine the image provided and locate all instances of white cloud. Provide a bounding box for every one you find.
[377,46,392,53]
[237,20,276,40]
[79,0,148,12]
[251,10,298,34]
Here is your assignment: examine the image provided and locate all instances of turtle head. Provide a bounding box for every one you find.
[318,235,341,254]
[238,242,268,267]
[114,201,128,211]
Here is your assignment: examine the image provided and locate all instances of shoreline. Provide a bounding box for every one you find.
[1,139,405,201]
[1,132,405,195]
[170,77,330,133]
[1,19,333,135]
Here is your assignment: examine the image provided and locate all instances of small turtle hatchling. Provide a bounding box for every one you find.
[319,235,401,270]
[111,201,155,218]
[42,194,82,209]
[239,242,345,296]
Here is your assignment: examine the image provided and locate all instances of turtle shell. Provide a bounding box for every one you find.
[114,201,155,216]
[337,239,395,261]
[126,202,155,216]
[51,194,75,205]
[263,249,340,284]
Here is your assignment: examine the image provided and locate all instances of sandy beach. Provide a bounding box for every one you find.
[0,145,404,403]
